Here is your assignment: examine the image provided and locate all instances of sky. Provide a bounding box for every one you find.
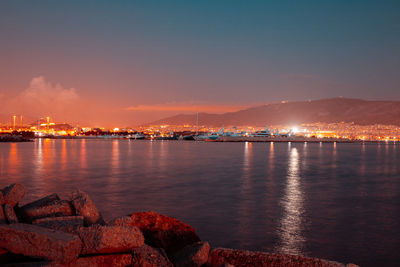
[0,0,399,127]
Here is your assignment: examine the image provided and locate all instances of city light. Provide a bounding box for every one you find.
[1,114,400,141]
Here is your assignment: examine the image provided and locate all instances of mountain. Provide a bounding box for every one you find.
[148,98,400,127]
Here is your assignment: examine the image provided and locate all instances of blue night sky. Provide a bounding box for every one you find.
[0,1,399,125]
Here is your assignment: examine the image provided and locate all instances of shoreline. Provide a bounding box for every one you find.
[1,135,398,144]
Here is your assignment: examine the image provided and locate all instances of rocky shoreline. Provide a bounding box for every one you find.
[0,183,359,266]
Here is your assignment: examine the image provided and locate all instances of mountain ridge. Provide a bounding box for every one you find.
[147,98,400,127]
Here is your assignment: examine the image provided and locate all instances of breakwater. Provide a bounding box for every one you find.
[0,183,359,266]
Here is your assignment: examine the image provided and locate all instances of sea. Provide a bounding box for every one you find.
[1,139,399,266]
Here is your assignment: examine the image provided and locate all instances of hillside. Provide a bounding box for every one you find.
[148,98,400,127]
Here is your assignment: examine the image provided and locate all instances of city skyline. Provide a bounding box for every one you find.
[1,1,399,126]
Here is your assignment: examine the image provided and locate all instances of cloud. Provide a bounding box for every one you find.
[1,76,80,121]
[20,76,79,108]
[125,104,246,113]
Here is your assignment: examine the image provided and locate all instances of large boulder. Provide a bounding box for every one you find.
[17,199,74,223]
[170,241,210,267]
[17,194,61,222]
[2,183,26,207]
[70,190,104,226]
[19,194,60,210]
[131,244,173,267]
[4,204,19,224]
[110,211,200,254]
[208,248,357,267]
[32,216,84,234]
[77,225,144,255]
[0,223,82,263]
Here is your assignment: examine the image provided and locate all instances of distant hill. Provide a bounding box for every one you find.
[148,98,400,127]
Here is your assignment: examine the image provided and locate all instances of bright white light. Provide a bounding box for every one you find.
[291,127,299,134]
[113,128,120,132]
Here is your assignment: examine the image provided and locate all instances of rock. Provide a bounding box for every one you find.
[113,211,200,254]
[71,254,133,267]
[70,190,104,226]
[2,183,26,207]
[77,224,144,255]
[0,205,6,224]
[19,194,60,211]
[0,223,82,263]
[4,204,19,224]
[17,200,74,223]
[131,244,173,267]
[17,194,62,223]
[108,215,132,226]
[208,248,351,267]
[170,241,210,267]
[0,191,5,204]
[32,216,84,234]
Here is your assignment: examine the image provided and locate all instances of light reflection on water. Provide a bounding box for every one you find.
[33,138,43,196]
[111,139,119,174]
[238,142,253,246]
[0,139,400,267]
[80,139,87,170]
[61,139,67,172]
[276,147,305,255]
[8,143,18,176]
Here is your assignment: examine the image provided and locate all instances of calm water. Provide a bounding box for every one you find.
[1,139,399,266]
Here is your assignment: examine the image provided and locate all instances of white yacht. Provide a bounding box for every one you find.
[250,125,272,137]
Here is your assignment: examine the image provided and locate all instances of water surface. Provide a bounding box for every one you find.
[1,139,399,266]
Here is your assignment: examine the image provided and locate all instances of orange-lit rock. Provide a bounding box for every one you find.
[0,223,82,263]
[77,225,144,255]
[20,193,60,210]
[2,183,26,207]
[70,190,104,226]
[171,241,210,267]
[208,248,358,267]
[18,200,74,223]
[113,211,200,254]
[17,194,60,222]
[32,216,84,234]
[131,244,173,267]
[108,215,131,226]
[4,204,18,224]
